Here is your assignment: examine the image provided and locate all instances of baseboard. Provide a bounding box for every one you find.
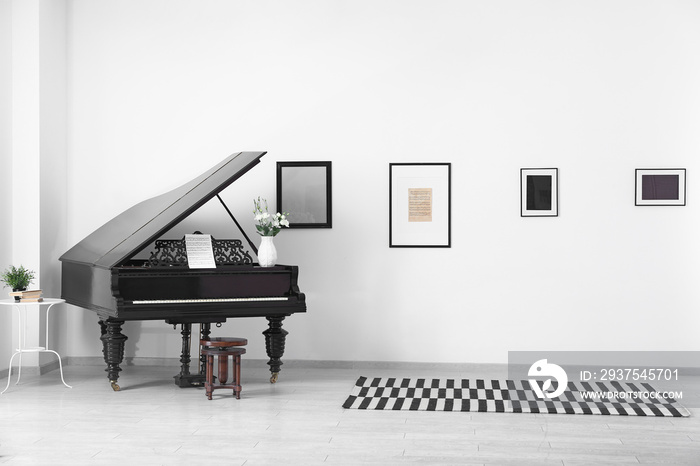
[45,356,510,372]
[0,358,64,379]
[7,358,700,377]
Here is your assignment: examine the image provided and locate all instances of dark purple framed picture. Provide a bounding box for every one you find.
[635,169,686,206]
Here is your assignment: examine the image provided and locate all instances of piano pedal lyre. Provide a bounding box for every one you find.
[171,323,209,387]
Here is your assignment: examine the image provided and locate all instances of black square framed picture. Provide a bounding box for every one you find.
[276,161,332,228]
[635,169,686,206]
[521,168,558,217]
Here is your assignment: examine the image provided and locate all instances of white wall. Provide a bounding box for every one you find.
[0,0,13,371]
[63,0,700,364]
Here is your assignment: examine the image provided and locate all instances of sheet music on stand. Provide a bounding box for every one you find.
[185,234,216,269]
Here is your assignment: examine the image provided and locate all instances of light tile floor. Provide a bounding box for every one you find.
[0,362,699,465]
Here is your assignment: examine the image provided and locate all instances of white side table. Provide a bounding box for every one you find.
[1,298,71,393]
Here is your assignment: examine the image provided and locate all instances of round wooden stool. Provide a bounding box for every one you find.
[200,337,247,400]
[201,337,248,349]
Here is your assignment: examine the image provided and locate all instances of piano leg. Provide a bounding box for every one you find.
[263,316,288,383]
[99,319,127,391]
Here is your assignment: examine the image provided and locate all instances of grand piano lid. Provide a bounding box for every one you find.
[60,151,266,269]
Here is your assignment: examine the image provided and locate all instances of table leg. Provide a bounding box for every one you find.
[45,350,72,389]
[16,351,23,385]
[1,352,21,394]
[16,304,23,385]
[44,303,71,389]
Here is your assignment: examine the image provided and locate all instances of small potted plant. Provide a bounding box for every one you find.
[1,265,36,301]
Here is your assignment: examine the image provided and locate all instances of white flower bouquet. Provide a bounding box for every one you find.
[253,197,289,236]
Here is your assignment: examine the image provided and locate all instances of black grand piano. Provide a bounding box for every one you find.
[60,151,306,391]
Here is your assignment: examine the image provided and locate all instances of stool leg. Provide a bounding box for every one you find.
[218,353,229,384]
[233,354,242,399]
[205,354,214,400]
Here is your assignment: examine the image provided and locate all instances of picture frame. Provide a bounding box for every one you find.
[276,161,332,228]
[635,168,686,206]
[389,163,451,248]
[521,168,558,217]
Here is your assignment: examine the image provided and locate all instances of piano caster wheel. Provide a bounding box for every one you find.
[270,372,279,384]
[110,381,121,391]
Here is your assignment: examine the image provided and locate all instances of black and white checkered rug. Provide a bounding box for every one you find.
[342,377,690,417]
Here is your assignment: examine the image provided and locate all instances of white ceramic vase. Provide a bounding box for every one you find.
[258,236,277,267]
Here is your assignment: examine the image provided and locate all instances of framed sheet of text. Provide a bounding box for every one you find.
[389,163,451,248]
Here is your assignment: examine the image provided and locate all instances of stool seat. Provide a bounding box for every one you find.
[200,337,248,348]
[200,347,247,356]
[201,346,246,400]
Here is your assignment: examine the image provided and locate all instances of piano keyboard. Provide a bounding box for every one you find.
[132,297,288,304]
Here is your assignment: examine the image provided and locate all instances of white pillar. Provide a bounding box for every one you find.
[9,0,67,370]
